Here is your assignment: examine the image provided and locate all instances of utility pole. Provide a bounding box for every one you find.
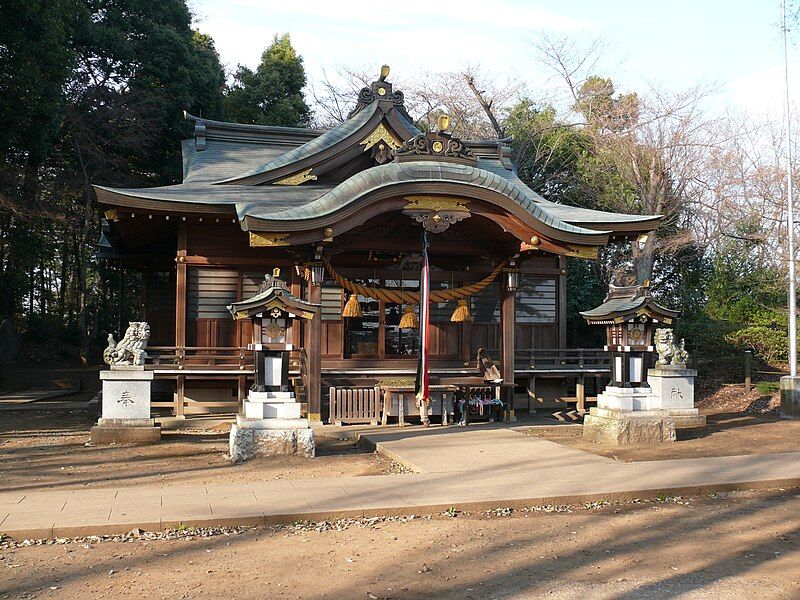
[781,0,800,419]
[784,0,797,377]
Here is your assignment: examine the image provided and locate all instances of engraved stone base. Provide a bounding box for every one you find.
[93,369,158,444]
[583,407,676,446]
[780,376,800,419]
[228,424,315,462]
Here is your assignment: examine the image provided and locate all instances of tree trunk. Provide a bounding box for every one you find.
[73,134,95,363]
[57,236,69,319]
[633,234,657,284]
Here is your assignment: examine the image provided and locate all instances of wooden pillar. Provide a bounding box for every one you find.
[576,374,585,414]
[175,374,185,417]
[501,281,515,421]
[175,223,187,348]
[558,255,567,349]
[174,223,188,418]
[290,268,302,347]
[306,282,322,422]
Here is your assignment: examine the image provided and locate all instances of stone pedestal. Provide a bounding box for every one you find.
[646,366,706,428]
[780,375,800,419]
[583,406,676,446]
[90,368,160,444]
[228,389,315,462]
[584,386,676,446]
[583,366,704,446]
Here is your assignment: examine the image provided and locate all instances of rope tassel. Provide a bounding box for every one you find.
[399,305,419,329]
[450,298,472,322]
[342,293,362,318]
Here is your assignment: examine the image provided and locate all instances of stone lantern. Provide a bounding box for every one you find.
[226,268,320,461]
[580,281,704,446]
[581,281,675,388]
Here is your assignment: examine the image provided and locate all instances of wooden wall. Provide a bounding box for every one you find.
[176,223,567,357]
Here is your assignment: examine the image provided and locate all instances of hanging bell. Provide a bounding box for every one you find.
[450,298,471,322]
[399,305,419,329]
[342,293,363,318]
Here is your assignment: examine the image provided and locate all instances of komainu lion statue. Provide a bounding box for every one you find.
[654,328,689,366]
[104,322,150,366]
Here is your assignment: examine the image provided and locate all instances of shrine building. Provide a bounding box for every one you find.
[94,68,661,424]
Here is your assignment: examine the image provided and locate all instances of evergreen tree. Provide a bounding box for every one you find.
[224,33,310,127]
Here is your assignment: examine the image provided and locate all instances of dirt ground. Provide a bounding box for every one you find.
[525,410,800,462]
[0,409,392,494]
[1,488,798,599]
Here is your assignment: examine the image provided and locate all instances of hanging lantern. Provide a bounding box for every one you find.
[450,298,472,322]
[308,262,325,286]
[505,258,520,292]
[505,269,520,292]
[342,293,362,318]
[399,305,419,329]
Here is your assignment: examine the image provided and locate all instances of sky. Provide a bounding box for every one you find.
[188,0,793,117]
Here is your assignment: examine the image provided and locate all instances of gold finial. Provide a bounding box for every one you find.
[437,114,451,132]
[380,65,390,81]
[529,235,540,246]
[273,267,281,278]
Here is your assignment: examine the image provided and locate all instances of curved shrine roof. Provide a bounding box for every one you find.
[94,70,662,249]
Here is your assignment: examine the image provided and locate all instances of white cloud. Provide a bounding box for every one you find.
[190,0,592,76]
[728,61,800,116]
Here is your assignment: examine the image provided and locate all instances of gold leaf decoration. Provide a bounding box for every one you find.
[274,168,317,186]
[566,245,599,259]
[403,195,470,213]
[249,232,289,247]
[360,122,403,150]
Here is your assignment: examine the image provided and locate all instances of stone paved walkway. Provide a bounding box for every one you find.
[3,424,800,539]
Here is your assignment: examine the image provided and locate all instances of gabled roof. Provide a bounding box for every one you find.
[581,283,679,323]
[93,67,664,250]
[228,272,319,320]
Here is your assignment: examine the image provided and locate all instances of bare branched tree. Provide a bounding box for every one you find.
[534,35,717,283]
[306,64,521,138]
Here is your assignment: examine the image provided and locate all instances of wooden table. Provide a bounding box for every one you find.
[381,385,459,427]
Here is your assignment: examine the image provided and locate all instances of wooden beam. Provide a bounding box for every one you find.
[175,374,185,417]
[306,283,322,422]
[175,223,188,349]
[558,255,567,349]
[501,280,515,421]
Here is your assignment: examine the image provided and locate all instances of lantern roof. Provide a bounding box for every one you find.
[580,281,679,324]
[227,269,319,321]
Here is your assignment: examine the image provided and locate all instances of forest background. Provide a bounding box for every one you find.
[0,0,796,381]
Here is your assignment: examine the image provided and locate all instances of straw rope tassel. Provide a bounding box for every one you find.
[399,305,419,329]
[450,298,471,322]
[342,293,362,318]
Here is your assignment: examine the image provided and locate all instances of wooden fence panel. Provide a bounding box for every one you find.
[329,386,381,425]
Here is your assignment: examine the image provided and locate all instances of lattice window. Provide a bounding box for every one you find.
[187,269,238,319]
[516,277,556,324]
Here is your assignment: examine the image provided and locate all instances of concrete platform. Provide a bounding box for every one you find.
[4,423,800,539]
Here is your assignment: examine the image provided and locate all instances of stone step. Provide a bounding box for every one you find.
[235,415,311,430]
[247,391,295,402]
[244,401,302,420]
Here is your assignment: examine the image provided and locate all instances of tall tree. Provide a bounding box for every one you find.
[0,0,228,363]
[224,33,310,127]
[535,36,712,284]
